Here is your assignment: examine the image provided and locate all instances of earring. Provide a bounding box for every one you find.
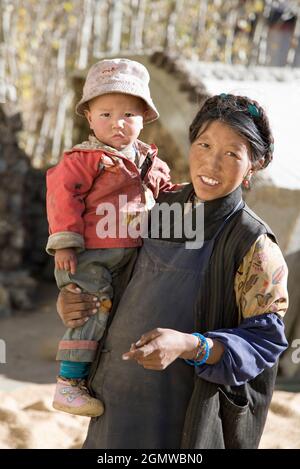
[242,175,251,189]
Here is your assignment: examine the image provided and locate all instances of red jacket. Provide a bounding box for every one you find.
[46,139,180,253]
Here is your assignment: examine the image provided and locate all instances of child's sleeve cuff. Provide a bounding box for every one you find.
[46,231,85,255]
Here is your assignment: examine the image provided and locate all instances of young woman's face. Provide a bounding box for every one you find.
[85,93,145,150]
[189,120,252,201]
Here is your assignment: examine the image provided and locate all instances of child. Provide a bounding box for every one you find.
[46,58,180,417]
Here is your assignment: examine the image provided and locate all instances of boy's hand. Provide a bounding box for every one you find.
[55,248,77,275]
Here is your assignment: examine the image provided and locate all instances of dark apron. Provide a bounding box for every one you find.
[84,201,242,449]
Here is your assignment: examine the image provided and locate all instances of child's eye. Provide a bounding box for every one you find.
[124,112,135,117]
[100,113,110,118]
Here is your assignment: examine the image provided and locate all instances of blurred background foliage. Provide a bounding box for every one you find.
[0,0,299,167]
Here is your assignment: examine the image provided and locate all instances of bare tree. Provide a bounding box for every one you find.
[77,0,95,69]
[287,4,300,66]
[109,0,124,54]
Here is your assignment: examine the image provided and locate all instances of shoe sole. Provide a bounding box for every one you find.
[53,401,104,418]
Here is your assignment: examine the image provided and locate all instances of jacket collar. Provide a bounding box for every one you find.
[192,184,243,240]
[72,135,157,164]
[154,183,243,242]
[177,183,242,220]
[201,186,243,226]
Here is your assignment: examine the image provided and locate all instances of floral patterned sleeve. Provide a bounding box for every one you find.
[194,234,288,386]
[234,234,288,322]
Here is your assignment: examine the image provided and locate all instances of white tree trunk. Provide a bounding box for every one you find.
[287,6,300,66]
[93,0,108,58]
[164,0,183,51]
[224,2,239,64]
[77,0,95,70]
[250,0,273,65]
[109,0,123,54]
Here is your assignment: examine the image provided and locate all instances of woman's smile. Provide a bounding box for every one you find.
[199,175,220,187]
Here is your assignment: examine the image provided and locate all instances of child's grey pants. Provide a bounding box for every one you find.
[55,247,136,362]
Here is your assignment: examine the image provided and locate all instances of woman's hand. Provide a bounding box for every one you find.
[122,328,225,370]
[56,283,100,328]
[122,328,199,370]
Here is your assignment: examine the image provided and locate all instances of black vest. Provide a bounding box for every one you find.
[90,184,277,449]
[156,184,277,448]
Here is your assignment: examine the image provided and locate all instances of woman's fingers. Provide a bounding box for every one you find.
[128,351,165,370]
[60,309,92,327]
[122,343,156,361]
[65,318,89,328]
[60,309,97,328]
[122,329,184,370]
[61,288,99,305]
[123,329,164,360]
[129,343,137,351]
[62,284,100,303]
[64,308,94,320]
[65,301,98,312]
[57,286,100,327]
[64,283,81,293]
[142,363,163,370]
[135,328,162,347]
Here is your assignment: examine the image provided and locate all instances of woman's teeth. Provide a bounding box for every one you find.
[200,175,219,186]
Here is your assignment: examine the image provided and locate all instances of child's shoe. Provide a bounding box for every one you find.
[53,376,104,417]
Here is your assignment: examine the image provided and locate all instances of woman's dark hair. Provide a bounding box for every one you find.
[189,94,274,169]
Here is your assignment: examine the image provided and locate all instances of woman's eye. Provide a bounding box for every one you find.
[226,151,238,158]
[197,142,209,148]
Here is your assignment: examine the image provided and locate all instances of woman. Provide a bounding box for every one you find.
[56,94,288,449]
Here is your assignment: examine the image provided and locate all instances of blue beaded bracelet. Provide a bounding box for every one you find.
[184,332,210,366]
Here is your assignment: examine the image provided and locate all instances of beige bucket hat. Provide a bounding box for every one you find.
[75,58,159,124]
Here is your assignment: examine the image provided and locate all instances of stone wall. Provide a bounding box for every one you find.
[244,182,300,255]
[0,105,50,316]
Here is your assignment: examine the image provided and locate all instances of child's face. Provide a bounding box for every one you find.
[85,93,145,150]
[189,120,252,201]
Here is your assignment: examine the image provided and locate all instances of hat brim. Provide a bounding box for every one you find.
[75,88,159,124]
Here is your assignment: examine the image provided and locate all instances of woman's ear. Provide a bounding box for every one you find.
[245,161,253,177]
[252,157,265,172]
[257,157,265,169]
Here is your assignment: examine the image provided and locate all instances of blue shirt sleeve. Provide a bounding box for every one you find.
[194,312,288,386]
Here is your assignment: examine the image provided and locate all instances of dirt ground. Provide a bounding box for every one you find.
[0,282,64,385]
[0,280,300,449]
[0,281,90,449]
